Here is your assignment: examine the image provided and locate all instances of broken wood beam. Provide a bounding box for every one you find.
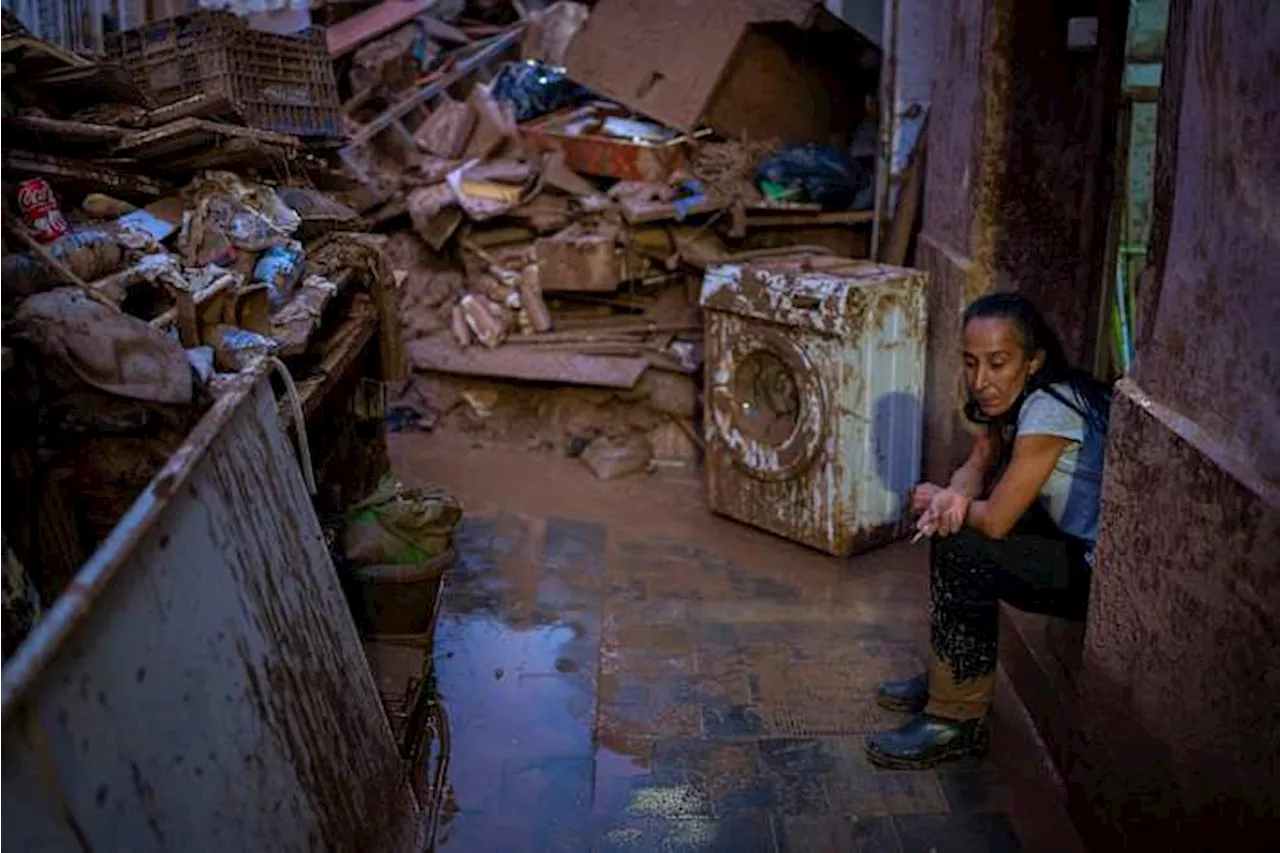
[743,209,876,228]
[3,114,128,144]
[502,322,700,345]
[409,335,649,388]
[346,26,523,149]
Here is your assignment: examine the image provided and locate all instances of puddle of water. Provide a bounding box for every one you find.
[433,614,597,812]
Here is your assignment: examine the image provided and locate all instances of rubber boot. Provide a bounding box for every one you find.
[865,714,990,769]
[875,672,928,714]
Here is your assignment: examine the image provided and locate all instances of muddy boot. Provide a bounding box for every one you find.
[865,714,989,769]
[875,672,928,713]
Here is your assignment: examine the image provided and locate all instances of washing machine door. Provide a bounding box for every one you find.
[708,327,827,481]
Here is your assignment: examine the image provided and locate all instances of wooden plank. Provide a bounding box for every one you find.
[326,0,433,57]
[144,93,236,127]
[145,138,297,175]
[744,209,876,227]
[503,322,699,345]
[408,336,649,388]
[116,118,300,160]
[880,125,927,267]
[1125,85,1160,103]
[0,33,93,70]
[3,150,170,199]
[3,114,127,143]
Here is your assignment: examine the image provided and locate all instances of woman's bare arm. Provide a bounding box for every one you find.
[947,430,995,498]
[965,434,1069,539]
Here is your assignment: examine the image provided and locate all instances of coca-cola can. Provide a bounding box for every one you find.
[16,178,69,244]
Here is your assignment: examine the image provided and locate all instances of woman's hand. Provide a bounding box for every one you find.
[911,482,943,515]
[916,488,972,538]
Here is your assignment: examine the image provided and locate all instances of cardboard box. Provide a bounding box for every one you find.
[564,0,878,143]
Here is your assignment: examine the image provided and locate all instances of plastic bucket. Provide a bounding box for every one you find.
[347,548,454,643]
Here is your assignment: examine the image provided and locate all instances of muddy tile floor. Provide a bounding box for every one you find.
[391,434,1021,853]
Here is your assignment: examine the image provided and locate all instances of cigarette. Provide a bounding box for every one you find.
[911,529,927,544]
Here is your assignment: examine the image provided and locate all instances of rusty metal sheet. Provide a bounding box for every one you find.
[919,0,997,256]
[700,257,928,554]
[3,114,128,145]
[916,0,1008,480]
[409,335,649,388]
[916,234,977,484]
[1,362,423,853]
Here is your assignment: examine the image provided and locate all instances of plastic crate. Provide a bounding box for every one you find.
[106,11,342,139]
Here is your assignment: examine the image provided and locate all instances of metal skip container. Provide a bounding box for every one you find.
[1,362,425,853]
[700,256,928,555]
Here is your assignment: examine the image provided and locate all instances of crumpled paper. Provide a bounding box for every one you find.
[177,171,301,266]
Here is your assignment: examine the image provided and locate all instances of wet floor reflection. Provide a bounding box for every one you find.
[427,509,1020,853]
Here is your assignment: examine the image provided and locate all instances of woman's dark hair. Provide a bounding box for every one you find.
[961,292,1110,433]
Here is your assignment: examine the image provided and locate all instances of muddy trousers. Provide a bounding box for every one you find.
[924,512,1092,721]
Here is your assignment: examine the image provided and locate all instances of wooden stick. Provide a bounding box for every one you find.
[2,211,117,309]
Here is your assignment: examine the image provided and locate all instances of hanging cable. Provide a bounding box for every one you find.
[268,356,317,496]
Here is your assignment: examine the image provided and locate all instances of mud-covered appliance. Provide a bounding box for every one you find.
[700,257,928,555]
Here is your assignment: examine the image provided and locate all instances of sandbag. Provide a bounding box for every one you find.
[340,477,463,566]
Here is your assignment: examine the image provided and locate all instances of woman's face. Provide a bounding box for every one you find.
[963,316,1044,418]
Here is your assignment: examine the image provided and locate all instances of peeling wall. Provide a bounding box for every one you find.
[917,0,1008,483]
[992,0,1119,367]
[919,0,1124,480]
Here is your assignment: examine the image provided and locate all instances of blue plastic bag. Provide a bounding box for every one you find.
[754,144,876,211]
[490,59,591,123]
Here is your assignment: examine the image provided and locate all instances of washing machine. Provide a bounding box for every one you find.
[700,256,928,555]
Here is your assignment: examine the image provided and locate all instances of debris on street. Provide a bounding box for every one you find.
[0,0,892,845]
[0,0,885,632]
[0,11,405,608]
[309,0,882,471]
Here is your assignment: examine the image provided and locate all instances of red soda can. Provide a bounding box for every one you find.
[16,178,69,244]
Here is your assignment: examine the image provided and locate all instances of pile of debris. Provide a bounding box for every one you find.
[328,0,881,477]
[1,12,407,598]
